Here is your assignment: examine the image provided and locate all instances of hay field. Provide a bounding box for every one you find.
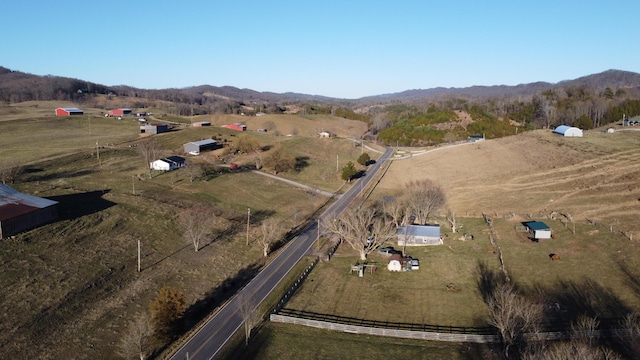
[376,128,640,234]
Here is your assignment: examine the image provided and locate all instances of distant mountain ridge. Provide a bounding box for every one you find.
[1,66,639,104]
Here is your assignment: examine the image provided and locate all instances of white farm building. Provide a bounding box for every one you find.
[150,156,186,171]
[553,125,583,137]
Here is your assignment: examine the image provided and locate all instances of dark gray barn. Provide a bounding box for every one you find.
[0,184,58,238]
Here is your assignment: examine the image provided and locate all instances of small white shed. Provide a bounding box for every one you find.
[388,253,403,272]
[150,156,186,171]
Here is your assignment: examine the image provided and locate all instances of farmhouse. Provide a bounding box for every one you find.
[150,156,186,171]
[523,221,552,240]
[183,139,220,155]
[222,123,247,131]
[108,108,132,117]
[140,123,169,134]
[397,224,442,246]
[55,107,83,116]
[553,125,583,137]
[0,184,58,238]
[388,253,403,272]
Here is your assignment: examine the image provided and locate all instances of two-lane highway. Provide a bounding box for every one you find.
[170,147,393,360]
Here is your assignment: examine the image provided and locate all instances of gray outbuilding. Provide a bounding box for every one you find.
[183,139,220,155]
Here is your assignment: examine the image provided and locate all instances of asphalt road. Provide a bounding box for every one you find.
[170,146,393,360]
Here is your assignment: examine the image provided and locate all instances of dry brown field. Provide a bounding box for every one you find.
[377,128,640,235]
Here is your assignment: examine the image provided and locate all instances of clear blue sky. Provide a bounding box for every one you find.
[2,1,638,99]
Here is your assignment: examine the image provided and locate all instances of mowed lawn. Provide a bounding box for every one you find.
[284,214,640,329]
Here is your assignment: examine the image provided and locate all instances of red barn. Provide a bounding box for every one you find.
[108,108,132,117]
[55,107,84,116]
[222,123,247,131]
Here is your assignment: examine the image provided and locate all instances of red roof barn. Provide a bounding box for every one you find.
[108,108,132,117]
[222,123,247,131]
[0,184,58,238]
[55,107,84,116]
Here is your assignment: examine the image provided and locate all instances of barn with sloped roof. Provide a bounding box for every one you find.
[0,184,58,238]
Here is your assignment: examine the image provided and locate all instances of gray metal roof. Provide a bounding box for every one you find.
[187,139,218,146]
[397,224,440,237]
[0,184,58,209]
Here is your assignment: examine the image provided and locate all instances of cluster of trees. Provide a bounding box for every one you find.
[324,179,446,260]
[478,262,640,359]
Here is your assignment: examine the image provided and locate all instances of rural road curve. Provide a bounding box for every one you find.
[169,147,393,360]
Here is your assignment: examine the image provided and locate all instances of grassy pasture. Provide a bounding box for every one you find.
[0,103,371,359]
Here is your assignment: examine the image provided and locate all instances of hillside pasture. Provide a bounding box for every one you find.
[0,109,371,358]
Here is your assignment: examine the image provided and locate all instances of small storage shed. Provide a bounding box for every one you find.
[183,139,220,155]
[397,224,442,246]
[0,184,58,238]
[388,253,403,272]
[553,125,583,137]
[319,131,330,138]
[55,107,83,116]
[523,221,552,240]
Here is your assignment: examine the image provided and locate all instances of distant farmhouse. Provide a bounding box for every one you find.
[55,107,83,116]
[553,125,583,137]
[184,139,220,155]
[0,184,58,238]
[150,156,186,171]
[108,108,132,117]
[397,224,442,246]
[222,123,247,131]
[140,124,169,134]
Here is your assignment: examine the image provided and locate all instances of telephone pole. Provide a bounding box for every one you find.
[246,208,251,246]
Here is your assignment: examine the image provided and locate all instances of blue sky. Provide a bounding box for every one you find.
[2,1,639,99]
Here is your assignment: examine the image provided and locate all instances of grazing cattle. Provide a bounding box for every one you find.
[549,253,561,260]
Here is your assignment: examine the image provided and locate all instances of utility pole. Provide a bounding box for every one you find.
[137,239,141,272]
[132,175,135,195]
[246,208,250,246]
[336,155,339,172]
[317,219,320,251]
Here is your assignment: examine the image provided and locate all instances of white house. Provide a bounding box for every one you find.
[553,125,583,137]
[397,224,442,246]
[150,156,186,171]
[319,131,330,138]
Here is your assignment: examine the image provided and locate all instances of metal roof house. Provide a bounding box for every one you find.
[55,107,84,116]
[523,221,552,240]
[553,125,583,137]
[150,156,186,171]
[397,224,442,246]
[183,139,220,155]
[0,184,58,238]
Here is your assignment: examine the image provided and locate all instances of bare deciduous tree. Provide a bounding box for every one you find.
[325,205,395,260]
[403,179,446,225]
[180,206,215,252]
[138,138,160,179]
[117,312,153,360]
[257,218,281,257]
[0,160,24,184]
[236,292,261,345]
[486,282,543,359]
[379,194,410,228]
[446,210,457,233]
